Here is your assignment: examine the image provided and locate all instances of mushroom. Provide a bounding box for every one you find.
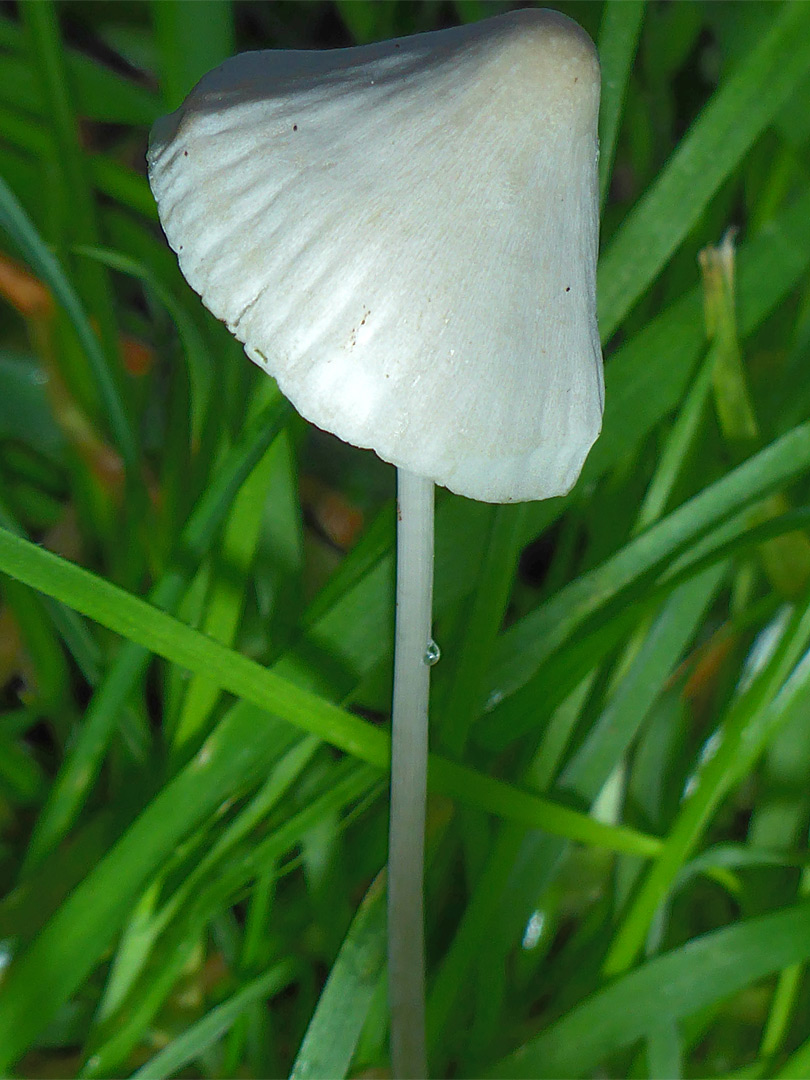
[147,8,602,1078]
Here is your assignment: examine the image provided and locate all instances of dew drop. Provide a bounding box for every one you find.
[521,909,546,951]
[485,688,503,711]
[423,639,441,666]
[0,939,13,973]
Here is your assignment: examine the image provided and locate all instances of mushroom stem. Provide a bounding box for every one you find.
[389,467,435,1080]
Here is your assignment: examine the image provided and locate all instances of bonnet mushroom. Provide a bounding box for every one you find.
[148,8,602,1078]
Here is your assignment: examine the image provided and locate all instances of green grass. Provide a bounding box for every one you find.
[1,2,810,1077]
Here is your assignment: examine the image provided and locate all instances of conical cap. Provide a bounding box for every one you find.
[148,8,603,502]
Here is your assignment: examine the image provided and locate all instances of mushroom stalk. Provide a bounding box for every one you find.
[388,467,435,1080]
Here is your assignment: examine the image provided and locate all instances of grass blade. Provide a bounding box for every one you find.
[597,0,645,206]
[603,592,810,975]
[489,901,810,1079]
[151,0,235,109]
[24,391,291,867]
[597,1,810,338]
[0,705,303,1071]
[0,524,660,860]
[290,874,386,1080]
[131,962,297,1080]
[487,423,810,710]
[0,174,138,469]
[0,14,160,125]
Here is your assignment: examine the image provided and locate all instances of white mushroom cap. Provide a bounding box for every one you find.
[148,8,602,503]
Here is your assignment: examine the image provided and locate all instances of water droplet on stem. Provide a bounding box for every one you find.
[423,639,441,666]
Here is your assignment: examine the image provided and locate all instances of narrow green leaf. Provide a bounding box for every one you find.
[646,1021,683,1080]
[79,737,344,1079]
[0,728,45,805]
[589,189,810,478]
[426,824,525,1057]
[336,1,395,43]
[151,0,235,110]
[597,1,810,338]
[428,568,723,1059]
[87,157,157,221]
[633,350,714,532]
[0,105,154,220]
[172,436,289,754]
[0,15,160,126]
[131,962,297,1080]
[0,704,305,1072]
[489,901,810,1078]
[605,592,810,975]
[22,1,127,443]
[0,573,70,708]
[0,525,660,860]
[74,244,213,444]
[0,174,138,469]
[439,503,526,757]
[597,0,645,205]
[701,234,758,452]
[775,1027,810,1077]
[486,424,810,712]
[94,727,316,1024]
[558,565,725,801]
[290,874,386,1080]
[24,392,291,868]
